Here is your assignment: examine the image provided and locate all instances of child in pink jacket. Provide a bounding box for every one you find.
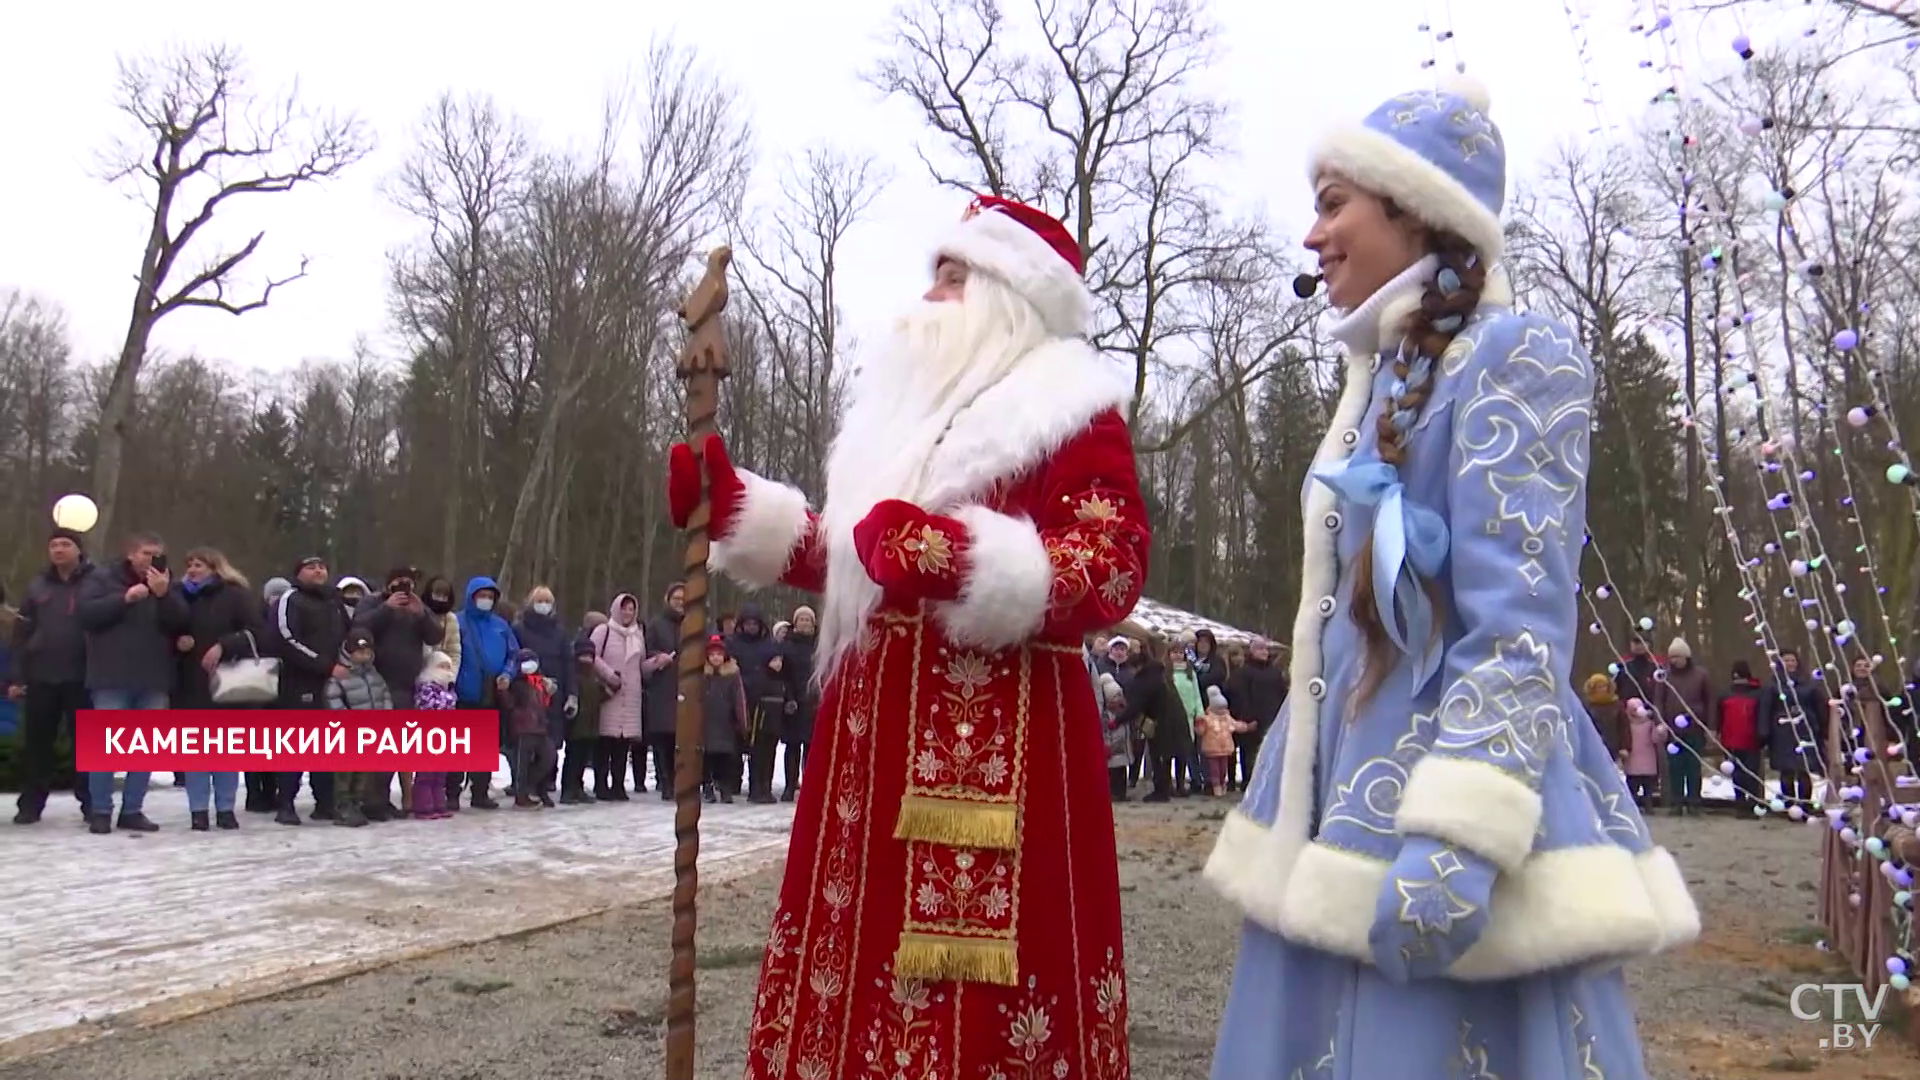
[1621,697,1666,808]
[1193,686,1253,796]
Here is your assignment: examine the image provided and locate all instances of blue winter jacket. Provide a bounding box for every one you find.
[455,576,520,704]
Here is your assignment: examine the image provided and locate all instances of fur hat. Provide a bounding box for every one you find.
[421,650,457,684]
[1667,637,1692,660]
[933,195,1090,338]
[1308,75,1507,264]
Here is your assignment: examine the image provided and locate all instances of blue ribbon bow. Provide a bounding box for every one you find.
[1312,458,1451,694]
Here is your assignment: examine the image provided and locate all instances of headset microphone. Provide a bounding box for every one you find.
[1292,273,1323,299]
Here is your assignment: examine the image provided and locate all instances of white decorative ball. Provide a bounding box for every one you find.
[1439,73,1492,114]
[51,493,98,533]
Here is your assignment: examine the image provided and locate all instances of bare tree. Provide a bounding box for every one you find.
[90,44,370,540]
[737,146,886,491]
[869,0,1244,429]
[390,91,531,572]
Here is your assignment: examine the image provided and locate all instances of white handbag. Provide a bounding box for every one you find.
[210,630,281,705]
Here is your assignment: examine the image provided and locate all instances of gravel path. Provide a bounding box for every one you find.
[3,800,1914,1080]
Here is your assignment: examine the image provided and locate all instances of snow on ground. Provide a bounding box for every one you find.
[0,773,794,1053]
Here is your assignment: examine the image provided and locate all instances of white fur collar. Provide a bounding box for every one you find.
[1327,257,1517,358]
[1328,255,1436,357]
[910,337,1134,510]
[812,337,1133,676]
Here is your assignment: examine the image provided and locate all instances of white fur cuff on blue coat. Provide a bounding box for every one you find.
[1395,756,1542,872]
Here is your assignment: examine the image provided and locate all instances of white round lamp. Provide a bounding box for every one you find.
[51,493,99,533]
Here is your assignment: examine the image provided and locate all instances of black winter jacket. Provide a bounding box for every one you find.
[1120,659,1192,758]
[77,560,189,695]
[1226,656,1289,732]
[273,582,351,706]
[175,576,267,708]
[354,593,445,698]
[9,559,93,685]
[782,632,819,743]
[642,606,685,738]
[1762,670,1829,773]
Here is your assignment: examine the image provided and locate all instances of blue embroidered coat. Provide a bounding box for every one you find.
[1206,287,1700,982]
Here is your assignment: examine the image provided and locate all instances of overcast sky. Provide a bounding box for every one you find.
[0,0,1764,374]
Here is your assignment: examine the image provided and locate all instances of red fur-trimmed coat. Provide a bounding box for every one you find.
[710,339,1149,1080]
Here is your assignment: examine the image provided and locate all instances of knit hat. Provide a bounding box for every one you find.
[48,527,87,550]
[1667,637,1692,660]
[1098,672,1124,700]
[1206,685,1228,709]
[1308,75,1507,264]
[933,195,1090,338]
[344,628,375,655]
[573,637,596,659]
[513,647,540,668]
[337,576,369,595]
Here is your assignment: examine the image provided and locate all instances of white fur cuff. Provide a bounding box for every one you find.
[931,505,1054,650]
[1208,818,1701,980]
[1396,756,1542,872]
[707,471,812,590]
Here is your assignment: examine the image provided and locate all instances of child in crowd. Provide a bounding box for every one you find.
[507,647,558,809]
[411,650,458,819]
[325,629,393,828]
[1099,673,1131,803]
[1621,697,1664,808]
[1192,685,1253,796]
[561,638,605,804]
[700,635,748,805]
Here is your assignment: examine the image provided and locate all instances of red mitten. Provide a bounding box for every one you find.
[667,442,700,529]
[851,499,966,601]
[668,435,748,538]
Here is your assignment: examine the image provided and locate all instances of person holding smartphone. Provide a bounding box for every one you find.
[75,531,189,835]
[351,566,445,819]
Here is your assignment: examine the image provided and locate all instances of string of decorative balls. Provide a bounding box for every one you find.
[1568,0,1920,991]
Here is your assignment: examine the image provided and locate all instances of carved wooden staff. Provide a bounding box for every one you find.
[667,245,732,1080]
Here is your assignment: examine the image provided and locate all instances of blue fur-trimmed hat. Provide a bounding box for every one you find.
[1308,75,1507,264]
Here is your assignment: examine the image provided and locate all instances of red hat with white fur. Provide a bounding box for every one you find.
[932,195,1091,338]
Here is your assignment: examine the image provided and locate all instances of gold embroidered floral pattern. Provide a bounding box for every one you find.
[777,635,892,1079]
[911,651,1015,793]
[748,912,799,1076]
[908,845,1016,930]
[858,968,950,1079]
[882,522,957,576]
[1088,948,1129,1077]
[1074,494,1118,522]
[983,976,1069,1080]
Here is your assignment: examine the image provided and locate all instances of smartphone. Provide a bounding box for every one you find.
[389,580,414,596]
[150,552,169,573]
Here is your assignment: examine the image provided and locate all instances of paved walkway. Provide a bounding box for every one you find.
[0,782,794,1055]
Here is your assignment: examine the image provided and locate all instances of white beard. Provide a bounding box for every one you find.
[813,274,1049,681]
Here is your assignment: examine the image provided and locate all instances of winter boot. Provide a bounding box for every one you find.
[470,789,500,810]
[275,807,302,826]
[538,791,555,808]
[333,803,369,827]
[191,811,211,832]
[89,813,112,835]
[117,812,160,832]
[216,811,240,830]
[514,793,539,809]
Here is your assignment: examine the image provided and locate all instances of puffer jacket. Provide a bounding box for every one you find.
[327,660,394,710]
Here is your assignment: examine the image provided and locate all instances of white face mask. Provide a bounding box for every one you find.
[475,597,495,612]
[532,601,554,616]
[520,660,540,675]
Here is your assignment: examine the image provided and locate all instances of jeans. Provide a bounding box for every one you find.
[1666,748,1702,806]
[86,688,168,818]
[185,772,239,813]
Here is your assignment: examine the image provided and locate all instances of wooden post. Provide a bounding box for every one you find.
[667,245,732,1080]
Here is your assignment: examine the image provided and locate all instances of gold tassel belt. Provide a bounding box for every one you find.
[893,932,1018,987]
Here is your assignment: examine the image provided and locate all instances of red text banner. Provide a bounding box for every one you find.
[75,711,501,771]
